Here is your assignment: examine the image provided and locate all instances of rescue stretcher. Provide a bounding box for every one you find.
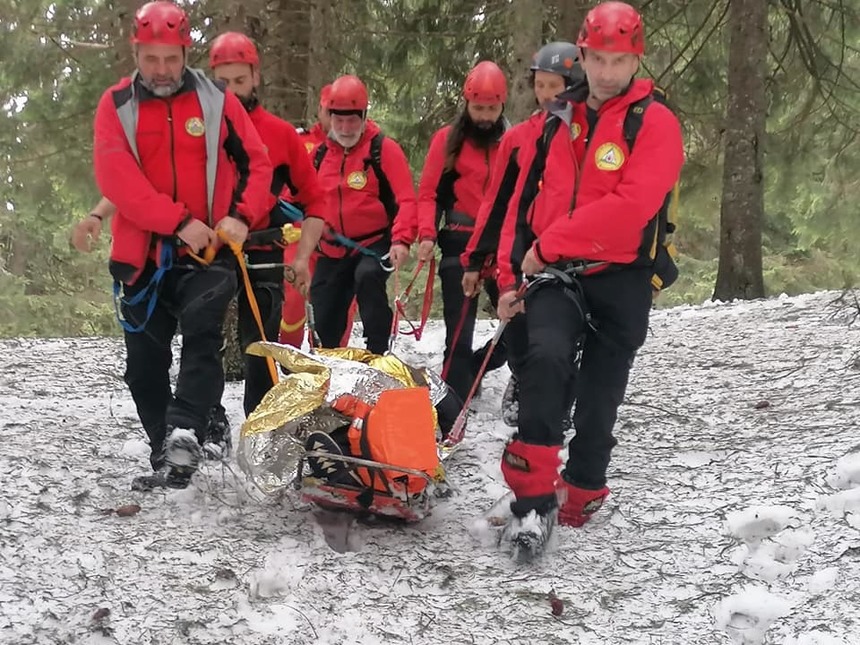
[237,343,463,522]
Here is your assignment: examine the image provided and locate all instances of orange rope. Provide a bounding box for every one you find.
[215,231,280,387]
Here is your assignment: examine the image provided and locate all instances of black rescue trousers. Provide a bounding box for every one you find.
[236,247,285,416]
[120,250,237,469]
[516,265,653,490]
[438,230,526,403]
[310,239,393,356]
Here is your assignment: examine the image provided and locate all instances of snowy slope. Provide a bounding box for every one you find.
[1,291,859,645]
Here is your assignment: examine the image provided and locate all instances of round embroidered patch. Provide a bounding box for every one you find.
[594,142,625,171]
[346,170,367,190]
[185,117,205,137]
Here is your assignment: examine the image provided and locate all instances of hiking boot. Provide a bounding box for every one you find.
[501,374,519,427]
[201,405,232,461]
[163,427,202,489]
[503,506,557,562]
[556,476,609,527]
[304,431,354,485]
[131,470,168,492]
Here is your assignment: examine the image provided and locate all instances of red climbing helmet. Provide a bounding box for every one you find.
[131,2,192,47]
[463,61,508,105]
[327,75,369,111]
[576,2,645,56]
[209,32,259,68]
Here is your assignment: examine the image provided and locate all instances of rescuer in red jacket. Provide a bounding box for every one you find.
[207,31,325,418]
[279,83,357,350]
[309,74,417,355]
[494,2,684,546]
[296,84,332,153]
[92,2,273,491]
[415,61,508,403]
[460,42,584,427]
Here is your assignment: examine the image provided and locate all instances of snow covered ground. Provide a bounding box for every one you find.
[2,291,860,645]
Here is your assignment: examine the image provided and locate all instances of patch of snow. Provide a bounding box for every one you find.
[715,586,792,644]
[2,291,860,643]
[786,632,851,645]
[726,505,798,543]
[825,452,860,490]
[816,488,860,517]
[807,567,839,595]
[120,438,150,458]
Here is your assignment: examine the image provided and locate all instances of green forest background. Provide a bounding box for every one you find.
[1,0,858,337]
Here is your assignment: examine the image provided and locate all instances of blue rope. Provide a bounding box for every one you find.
[113,242,174,333]
[278,199,393,270]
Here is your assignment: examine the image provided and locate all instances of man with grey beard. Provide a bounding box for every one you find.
[308,74,418,356]
[91,1,273,491]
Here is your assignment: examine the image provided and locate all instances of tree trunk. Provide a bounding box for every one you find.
[307,0,337,125]
[550,0,591,42]
[265,0,311,123]
[220,299,244,382]
[713,0,767,301]
[105,0,140,76]
[507,0,544,124]
[198,1,267,382]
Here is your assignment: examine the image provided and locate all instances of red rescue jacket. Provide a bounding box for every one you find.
[93,68,273,284]
[248,105,325,226]
[314,120,416,258]
[497,79,684,291]
[297,122,327,155]
[460,113,543,272]
[416,125,500,242]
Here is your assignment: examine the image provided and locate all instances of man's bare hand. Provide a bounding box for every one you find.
[389,243,410,270]
[462,270,482,298]
[71,216,102,253]
[417,240,435,263]
[177,219,216,253]
[290,257,312,296]
[216,217,249,246]
[496,289,525,322]
[520,247,545,277]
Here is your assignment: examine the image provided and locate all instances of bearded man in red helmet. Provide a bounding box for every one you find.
[308,74,417,356]
[92,2,273,491]
[415,61,510,404]
[494,1,684,556]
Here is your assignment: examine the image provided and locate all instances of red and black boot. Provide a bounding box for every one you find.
[500,437,562,561]
[556,475,610,527]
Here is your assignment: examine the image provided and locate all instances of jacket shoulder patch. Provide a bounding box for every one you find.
[594,142,625,171]
[346,170,367,190]
[185,117,205,137]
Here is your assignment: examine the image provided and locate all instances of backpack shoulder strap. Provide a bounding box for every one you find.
[542,114,563,151]
[312,142,328,171]
[622,95,653,153]
[369,132,385,168]
[622,86,671,152]
[535,114,563,173]
[364,133,399,222]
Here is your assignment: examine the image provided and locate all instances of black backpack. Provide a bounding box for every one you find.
[534,88,680,291]
[313,133,399,222]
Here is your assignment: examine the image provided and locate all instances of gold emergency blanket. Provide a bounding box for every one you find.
[237,342,446,495]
